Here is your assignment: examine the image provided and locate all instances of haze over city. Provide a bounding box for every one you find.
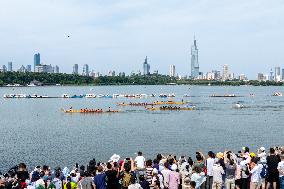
[0,0,284,78]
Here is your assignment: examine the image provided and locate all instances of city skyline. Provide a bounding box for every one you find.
[0,1,284,78]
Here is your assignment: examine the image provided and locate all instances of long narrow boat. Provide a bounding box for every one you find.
[146,107,195,111]
[117,101,188,106]
[62,109,122,113]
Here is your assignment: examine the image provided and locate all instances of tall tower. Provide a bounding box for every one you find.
[191,36,199,79]
[169,65,176,77]
[34,53,40,72]
[143,56,150,75]
[222,64,229,80]
[83,64,89,76]
[8,62,13,72]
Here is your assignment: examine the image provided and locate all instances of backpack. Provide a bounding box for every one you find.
[122,172,133,187]
[260,164,268,178]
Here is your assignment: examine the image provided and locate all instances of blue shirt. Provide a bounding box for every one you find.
[94,173,106,189]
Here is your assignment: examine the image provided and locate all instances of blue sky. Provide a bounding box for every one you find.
[0,0,284,78]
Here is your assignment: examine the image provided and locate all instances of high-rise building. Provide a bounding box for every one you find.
[143,56,150,75]
[239,74,246,81]
[54,65,59,73]
[212,70,221,80]
[8,62,13,72]
[257,73,264,81]
[73,64,79,74]
[34,53,40,71]
[269,69,274,81]
[26,65,32,72]
[275,67,281,82]
[2,65,7,72]
[222,64,229,80]
[82,64,89,76]
[169,65,175,77]
[191,36,199,79]
[282,69,284,81]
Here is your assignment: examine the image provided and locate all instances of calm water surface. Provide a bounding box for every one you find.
[0,85,283,171]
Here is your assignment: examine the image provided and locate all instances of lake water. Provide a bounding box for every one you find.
[0,85,283,172]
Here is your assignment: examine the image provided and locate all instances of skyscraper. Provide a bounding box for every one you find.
[222,64,229,80]
[8,62,12,72]
[82,64,89,76]
[269,69,274,81]
[73,64,78,74]
[191,36,199,79]
[282,69,284,81]
[2,65,7,72]
[169,65,176,77]
[55,65,59,73]
[274,66,281,82]
[143,56,150,75]
[34,53,40,71]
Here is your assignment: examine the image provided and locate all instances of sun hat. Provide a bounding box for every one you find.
[184,177,190,184]
[171,164,177,171]
[216,152,224,159]
[108,154,120,163]
[260,147,265,151]
[250,153,256,158]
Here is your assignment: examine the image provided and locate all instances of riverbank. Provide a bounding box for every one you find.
[1,72,284,87]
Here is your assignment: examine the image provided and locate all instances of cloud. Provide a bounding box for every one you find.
[0,0,283,78]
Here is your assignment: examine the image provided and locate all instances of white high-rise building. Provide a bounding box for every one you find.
[169,65,175,77]
[275,67,281,82]
[82,64,89,76]
[222,64,229,80]
[73,64,79,74]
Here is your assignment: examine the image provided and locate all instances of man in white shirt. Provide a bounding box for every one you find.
[277,152,284,189]
[206,151,215,189]
[135,151,146,170]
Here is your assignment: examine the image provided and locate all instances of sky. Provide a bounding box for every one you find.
[0,0,284,79]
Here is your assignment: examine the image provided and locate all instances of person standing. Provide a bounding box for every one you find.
[249,158,260,189]
[212,160,224,189]
[277,152,284,189]
[206,151,215,189]
[266,148,281,189]
[93,166,106,189]
[225,159,236,189]
[168,164,180,189]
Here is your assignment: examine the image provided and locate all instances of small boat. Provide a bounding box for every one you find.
[61,94,70,98]
[168,93,176,97]
[159,94,168,98]
[70,95,84,98]
[232,103,245,109]
[85,94,96,98]
[3,94,15,98]
[210,94,241,98]
[272,92,282,97]
[14,94,26,98]
[153,101,188,105]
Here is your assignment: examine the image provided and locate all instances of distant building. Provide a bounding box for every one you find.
[282,69,284,81]
[54,65,59,73]
[119,72,126,77]
[2,65,7,72]
[18,65,27,73]
[269,69,274,81]
[73,64,79,74]
[26,65,32,72]
[239,74,247,81]
[8,62,13,72]
[222,64,229,80]
[206,72,215,80]
[35,64,53,73]
[275,67,281,82]
[108,70,115,76]
[257,73,264,81]
[82,64,89,76]
[34,53,40,72]
[169,65,175,77]
[153,70,159,75]
[191,36,199,79]
[212,70,221,80]
[143,56,150,75]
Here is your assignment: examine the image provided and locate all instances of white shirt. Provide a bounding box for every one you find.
[278,161,284,177]
[212,164,224,183]
[135,156,145,169]
[128,183,142,189]
[206,158,215,176]
[250,165,260,182]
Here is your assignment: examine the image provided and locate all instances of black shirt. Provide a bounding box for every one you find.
[267,154,281,173]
